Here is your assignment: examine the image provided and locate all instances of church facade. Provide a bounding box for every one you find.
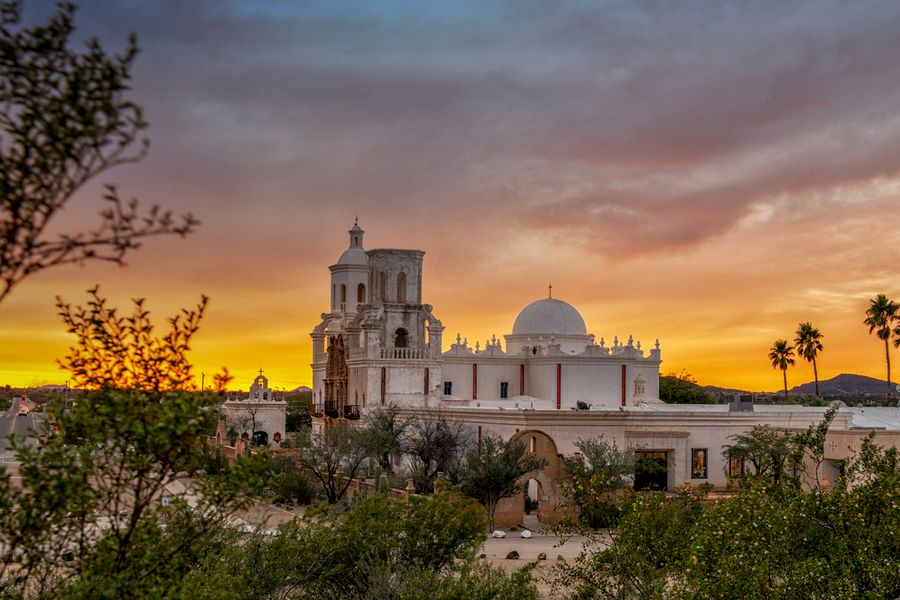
[310,223,900,501]
[311,222,661,418]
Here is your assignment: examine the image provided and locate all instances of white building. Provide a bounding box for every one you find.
[312,221,659,416]
[310,223,900,510]
[221,371,287,446]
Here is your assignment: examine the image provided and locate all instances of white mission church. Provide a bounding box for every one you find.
[311,221,661,415]
[310,222,900,520]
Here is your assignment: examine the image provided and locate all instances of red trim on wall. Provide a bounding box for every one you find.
[556,363,562,409]
[473,364,478,400]
[621,364,627,407]
[520,364,525,396]
[380,367,386,406]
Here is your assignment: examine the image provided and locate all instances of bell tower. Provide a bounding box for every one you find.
[329,219,370,314]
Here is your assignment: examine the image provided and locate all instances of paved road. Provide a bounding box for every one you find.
[0,397,39,456]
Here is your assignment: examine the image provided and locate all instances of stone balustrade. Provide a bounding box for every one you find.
[379,347,430,360]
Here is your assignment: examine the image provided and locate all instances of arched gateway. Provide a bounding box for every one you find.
[492,429,578,529]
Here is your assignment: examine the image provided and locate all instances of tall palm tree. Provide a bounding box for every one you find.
[769,339,795,399]
[864,294,899,399]
[794,322,824,398]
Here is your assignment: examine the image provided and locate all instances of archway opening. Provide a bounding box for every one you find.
[252,431,269,447]
[395,327,408,348]
[524,478,543,530]
[397,272,407,303]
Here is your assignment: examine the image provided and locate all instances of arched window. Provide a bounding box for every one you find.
[357,283,366,303]
[397,272,407,303]
[340,284,347,307]
[380,272,387,301]
[332,284,336,311]
[395,328,408,348]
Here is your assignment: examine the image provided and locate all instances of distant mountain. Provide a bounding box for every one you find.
[704,373,895,398]
[704,385,755,397]
[789,373,894,396]
[291,386,312,394]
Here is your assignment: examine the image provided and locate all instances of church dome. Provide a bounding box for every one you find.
[336,246,368,266]
[512,298,587,336]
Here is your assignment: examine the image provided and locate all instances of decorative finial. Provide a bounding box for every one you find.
[354,215,358,226]
[627,335,633,347]
[655,339,660,350]
[475,341,481,352]
[456,333,461,345]
[548,282,553,299]
[463,337,468,346]
[599,337,605,348]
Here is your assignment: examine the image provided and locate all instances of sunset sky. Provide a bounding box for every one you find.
[2,0,900,392]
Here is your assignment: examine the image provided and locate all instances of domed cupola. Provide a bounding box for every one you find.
[336,221,368,267]
[512,298,587,336]
[329,219,370,313]
[504,289,593,354]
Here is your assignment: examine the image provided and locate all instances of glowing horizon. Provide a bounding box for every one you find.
[2,1,899,393]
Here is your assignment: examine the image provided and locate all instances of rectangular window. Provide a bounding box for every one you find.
[691,448,708,479]
[728,454,744,479]
[500,381,509,399]
[443,381,452,395]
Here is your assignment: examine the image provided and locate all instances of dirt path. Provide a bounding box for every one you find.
[481,527,611,598]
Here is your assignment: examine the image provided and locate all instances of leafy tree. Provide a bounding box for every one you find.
[794,322,824,398]
[768,339,796,398]
[284,390,312,432]
[179,493,538,600]
[0,292,267,598]
[56,286,208,391]
[561,436,635,528]
[659,370,715,404]
[864,294,899,399]
[362,404,413,473]
[552,489,707,599]
[407,410,471,492]
[457,433,546,531]
[0,1,197,305]
[296,423,368,503]
[722,425,802,489]
[264,453,318,506]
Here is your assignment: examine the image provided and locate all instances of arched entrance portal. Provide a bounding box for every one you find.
[492,430,578,529]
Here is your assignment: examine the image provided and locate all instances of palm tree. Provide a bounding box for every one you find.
[794,322,824,398]
[864,294,899,399]
[769,339,795,399]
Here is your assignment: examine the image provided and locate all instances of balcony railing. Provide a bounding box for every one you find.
[313,402,360,420]
[379,347,429,360]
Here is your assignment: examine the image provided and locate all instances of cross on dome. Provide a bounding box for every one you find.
[548,283,552,299]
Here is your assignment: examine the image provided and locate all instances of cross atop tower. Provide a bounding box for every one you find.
[548,282,553,299]
[258,368,264,377]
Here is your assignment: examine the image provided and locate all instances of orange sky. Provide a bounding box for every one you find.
[3,1,900,392]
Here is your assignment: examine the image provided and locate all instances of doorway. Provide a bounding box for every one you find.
[634,450,668,491]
